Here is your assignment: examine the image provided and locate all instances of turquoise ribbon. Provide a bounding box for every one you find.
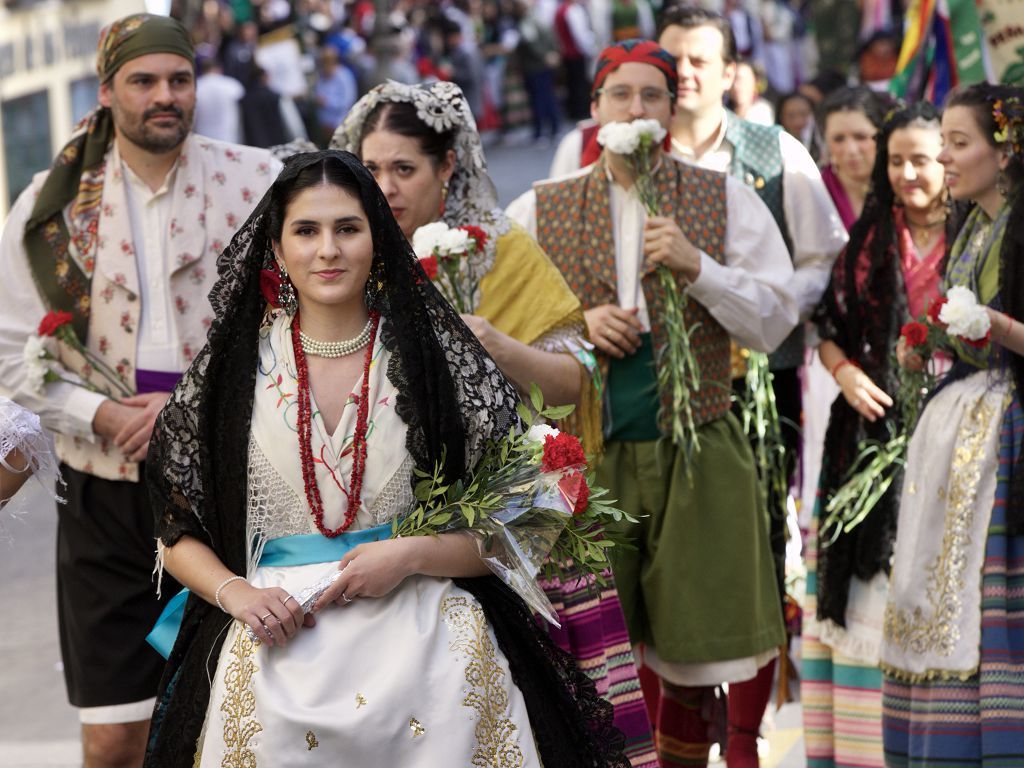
[146,523,391,659]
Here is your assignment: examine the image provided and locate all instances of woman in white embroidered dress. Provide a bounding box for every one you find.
[143,150,626,768]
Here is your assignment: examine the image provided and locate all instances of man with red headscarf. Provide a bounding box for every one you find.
[507,39,795,766]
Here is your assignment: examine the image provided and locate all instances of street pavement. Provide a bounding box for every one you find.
[0,130,807,767]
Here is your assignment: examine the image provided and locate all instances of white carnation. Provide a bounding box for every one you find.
[25,360,47,394]
[525,423,559,446]
[597,119,667,156]
[438,227,470,256]
[597,121,641,155]
[939,286,992,340]
[23,335,48,365]
[631,118,667,145]
[411,221,451,259]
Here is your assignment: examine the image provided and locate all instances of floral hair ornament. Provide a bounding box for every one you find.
[993,96,1024,159]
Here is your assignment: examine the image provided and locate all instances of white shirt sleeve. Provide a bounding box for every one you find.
[505,188,539,237]
[687,175,798,352]
[0,179,106,439]
[549,129,584,178]
[779,130,849,320]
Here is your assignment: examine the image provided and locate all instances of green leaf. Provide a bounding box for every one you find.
[541,404,575,420]
[516,401,533,426]
[529,382,544,413]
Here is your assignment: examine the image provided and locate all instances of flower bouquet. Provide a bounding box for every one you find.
[821,288,991,544]
[412,221,488,314]
[23,311,132,398]
[597,119,702,468]
[391,384,636,625]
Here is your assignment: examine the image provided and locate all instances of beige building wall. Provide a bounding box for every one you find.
[0,0,144,217]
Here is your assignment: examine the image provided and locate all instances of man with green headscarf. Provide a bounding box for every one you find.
[0,14,280,766]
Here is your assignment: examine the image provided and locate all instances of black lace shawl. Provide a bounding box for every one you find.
[811,204,965,627]
[812,217,908,626]
[143,150,626,767]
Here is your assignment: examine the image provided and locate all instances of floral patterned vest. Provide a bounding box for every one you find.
[48,136,278,481]
[534,157,732,433]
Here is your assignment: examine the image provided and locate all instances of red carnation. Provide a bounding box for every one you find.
[542,432,587,473]
[419,255,439,280]
[962,329,992,349]
[927,297,948,327]
[38,311,74,337]
[460,225,488,251]
[558,470,590,516]
[900,321,929,349]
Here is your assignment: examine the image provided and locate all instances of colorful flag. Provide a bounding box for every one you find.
[891,0,990,103]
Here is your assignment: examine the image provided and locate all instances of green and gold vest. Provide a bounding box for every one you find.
[723,112,805,370]
[535,157,732,437]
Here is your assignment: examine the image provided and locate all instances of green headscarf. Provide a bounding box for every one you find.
[23,13,195,341]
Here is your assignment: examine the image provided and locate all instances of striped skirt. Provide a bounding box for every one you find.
[540,568,658,768]
[882,397,1024,766]
[801,503,886,768]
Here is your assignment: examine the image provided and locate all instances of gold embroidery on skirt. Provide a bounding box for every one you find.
[442,596,525,767]
[883,395,1000,665]
[220,626,263,767]
[305,731,319,750]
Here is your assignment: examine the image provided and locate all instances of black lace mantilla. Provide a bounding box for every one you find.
[144,150,626,767]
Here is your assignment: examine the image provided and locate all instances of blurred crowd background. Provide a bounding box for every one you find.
[172,0,908,153]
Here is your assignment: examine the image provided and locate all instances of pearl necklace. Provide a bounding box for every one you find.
[299,318,373,358]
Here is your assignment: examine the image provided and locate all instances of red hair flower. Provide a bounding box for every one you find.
[542,432,587,472]
[900,321,929,349]
[38,311,74,337]
[419,255,439,280]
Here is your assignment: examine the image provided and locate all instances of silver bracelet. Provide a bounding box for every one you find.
[214,575,247,612]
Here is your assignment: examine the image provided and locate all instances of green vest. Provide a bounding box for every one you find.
[724,112,805,370]
[535,158,732,438]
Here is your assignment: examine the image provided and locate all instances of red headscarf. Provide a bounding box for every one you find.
[592,39,678,100]
[582,39,678,166]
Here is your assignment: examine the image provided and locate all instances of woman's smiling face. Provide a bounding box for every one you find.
[273,182,374,315]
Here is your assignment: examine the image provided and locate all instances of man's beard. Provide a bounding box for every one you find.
[115,103,194,154]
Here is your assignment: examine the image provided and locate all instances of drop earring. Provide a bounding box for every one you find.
[277,262,298,316]
[997,168,1009,197]
[439,180,450,217]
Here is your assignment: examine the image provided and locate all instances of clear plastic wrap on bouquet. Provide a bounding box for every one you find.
[470,478,578,625]
[393,462,586,626]
[392,387,631,626]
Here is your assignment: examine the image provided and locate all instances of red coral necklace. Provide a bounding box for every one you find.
[292,311,380,538]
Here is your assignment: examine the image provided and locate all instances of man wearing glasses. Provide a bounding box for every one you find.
[507,39,795,767]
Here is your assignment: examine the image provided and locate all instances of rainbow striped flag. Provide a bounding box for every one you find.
[891,0,989,103]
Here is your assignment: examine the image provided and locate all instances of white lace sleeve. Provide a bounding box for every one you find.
[0,397,62,526]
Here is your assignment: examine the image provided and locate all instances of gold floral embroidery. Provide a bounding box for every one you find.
[442,597,524,768]
[409,717,425,737]
[220,627,263,768]
[355,693,367,709]
[305,731,319,751]
[884,396,999,658]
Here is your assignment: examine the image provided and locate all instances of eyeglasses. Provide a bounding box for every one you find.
[595,86,674,107]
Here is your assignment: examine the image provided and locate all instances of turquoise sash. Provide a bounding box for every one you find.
[146,524,391,659]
